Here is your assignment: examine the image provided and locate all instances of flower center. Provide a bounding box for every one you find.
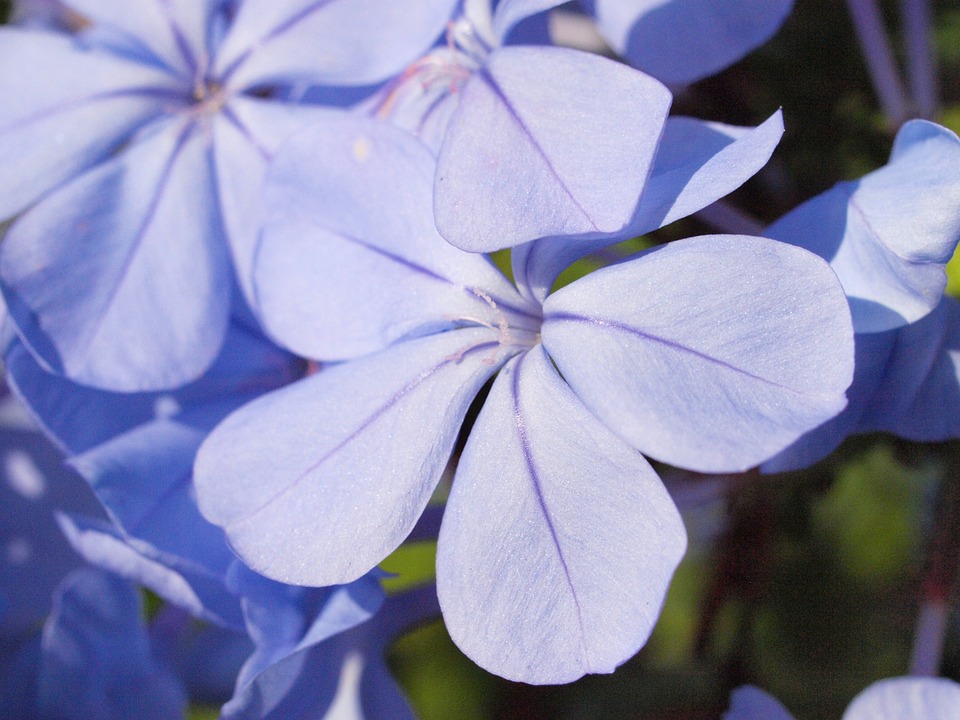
[191,77,229,115]
[461,287,542,355]
[370,0,498,129]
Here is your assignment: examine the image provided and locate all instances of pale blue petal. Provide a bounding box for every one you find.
[56,513,245,630]
[257,113,537,360]
[214,0,457,90]
[591,0,793,85]
[195,327,506,587]
[36,568,186,720]
[231,573,381,687]
[492,0,569,41]
[635,112,784,232]
[542,235,854,472]
[760,330,895,473]
[0,120,232,391]
[723,685,795,720]
[512,111,784,302]
[227,566,313,682]
[62,0,220,73]
[68,420,236,578]
[861,297,960,440]
[767,119,960,333]
[214,98,343,301]
[222,641,344,720]
[843,677,960,720]
[0,28,177,218]
[5,339,163,454]
[437,347,686,684]
[435,46,671,251]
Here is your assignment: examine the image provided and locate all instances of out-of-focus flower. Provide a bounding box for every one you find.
[725,677,960,719]
[0,0,457,391]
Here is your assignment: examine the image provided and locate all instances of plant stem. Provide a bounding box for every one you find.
[845,0,912,127]
[901,0,939,118]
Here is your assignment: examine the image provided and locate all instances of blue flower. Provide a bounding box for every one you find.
[0,382,101,640]
[761,120,960,471]
[725,677,960,720]
[367,0,785,257]
[0,0,457,392]
[194,116,855,683]
[0,386,184,719]
[30,569,187,720]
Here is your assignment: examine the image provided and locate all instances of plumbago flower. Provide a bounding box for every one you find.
[580,0,795,86]
[367,0,785,254]
[5,315,435,718]
[761,120,960,472]
[0,0,457,392]
[724,677,960,720]
[194,117,855,683]
[0,387,184,719]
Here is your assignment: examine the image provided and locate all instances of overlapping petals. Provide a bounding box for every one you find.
[0,28,179,219]
[542,235,853,472]
[0,0,457,391]
[512,111,785,302]
[35,569,186,720]
[213,0,458,89]
[195,116,854,683]
[762,120,960,471]
[6,319,303,627]
[1,121,231,391]
[195,327,505,587]
[767,120,960,334]
[434,46,671,250]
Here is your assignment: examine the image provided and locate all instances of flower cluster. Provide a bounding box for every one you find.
[1,0,959,718]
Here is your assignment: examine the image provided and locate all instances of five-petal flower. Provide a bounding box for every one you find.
[194,116,855,683]
[0,0,457,391]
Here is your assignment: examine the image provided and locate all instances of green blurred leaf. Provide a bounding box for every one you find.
[390,621,496,720]
[644,557,708,669]
[187,707,220,720]
[812,444,933,584]
[380,541,437,594]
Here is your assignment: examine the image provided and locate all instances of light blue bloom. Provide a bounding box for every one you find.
[762,120,960,471]
[194,116,855,684]
[0,386,184,719]
[725,677,960,720]
[366,0,785,259]
[0,0,457,392]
